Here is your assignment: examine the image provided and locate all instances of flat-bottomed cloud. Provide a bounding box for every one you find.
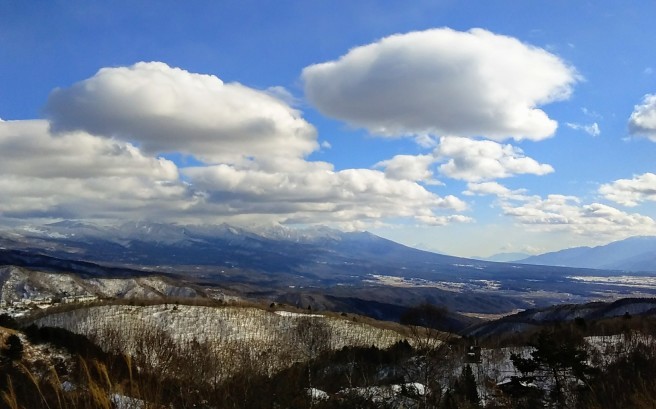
[303,28,578,141]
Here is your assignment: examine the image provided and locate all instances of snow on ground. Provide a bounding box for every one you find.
[0,266,208,318]
[31,304,407,375]
[274,310,324,318]
[307,388,329,401]
[568,275,656,289]
[110,393,145,409]
[338,382,426,403]
[364,274,500,292]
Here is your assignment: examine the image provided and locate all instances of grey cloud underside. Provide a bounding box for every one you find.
[0,120,178,179]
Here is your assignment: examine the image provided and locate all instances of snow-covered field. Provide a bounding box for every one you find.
[568,275,656,289]
[364,274,500,292]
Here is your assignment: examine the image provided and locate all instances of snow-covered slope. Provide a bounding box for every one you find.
[33,304,405,349]
[0,265,205,306]
[30,303,408,379]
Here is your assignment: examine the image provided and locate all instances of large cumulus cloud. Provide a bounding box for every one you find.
[0,119,191,220]
[302,28,578,140]
[46,62,318,166]
[184,165,466,227]
[0,120,178,179]
[1,63,469,228]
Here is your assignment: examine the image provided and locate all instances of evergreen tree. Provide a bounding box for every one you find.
[2,334,23,361]
[510,329,594,408]
[451,364,481,408]
[460,365,480,407]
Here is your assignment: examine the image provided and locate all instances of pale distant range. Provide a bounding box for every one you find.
[1,221,656,328]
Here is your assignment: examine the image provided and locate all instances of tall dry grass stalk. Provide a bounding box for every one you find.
[1,376,20,409]
[80,358,112,409]
[46,366,64,409]
[19,362,50,409]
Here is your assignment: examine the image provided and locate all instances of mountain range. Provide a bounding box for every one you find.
[518,236,656,272]
[1,221,656,324]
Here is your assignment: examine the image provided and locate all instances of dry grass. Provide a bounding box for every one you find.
[1,377,19,409]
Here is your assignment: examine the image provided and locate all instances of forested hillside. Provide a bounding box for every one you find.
[1,299,655,408]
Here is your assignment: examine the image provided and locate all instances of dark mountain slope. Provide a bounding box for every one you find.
[519,236,656,272]
[0,249,155,278]
[462,298,656,339]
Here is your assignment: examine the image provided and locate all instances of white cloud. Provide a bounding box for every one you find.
[264,86,301,106]
[566,122,600,136]
[0,176,192,221]
[0,121,467,226]
[1,62,471,229]
[376,137,554,185]
[415,214,474,226]
[599,173,656,207]
[0,120,178,180]
[183,164,468,224]
[434,136,554,182]
[0,119,194,220]
[464,181,528,200]
[45,62,318,166]
[628,94,656,140]
[581,107,602,119]
[414,134,438,148]
[462,181,656,239]
[374,154,435,182]
[303,28,578,141]
[500,194,656,238]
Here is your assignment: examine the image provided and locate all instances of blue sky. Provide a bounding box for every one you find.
[1,1,656,257]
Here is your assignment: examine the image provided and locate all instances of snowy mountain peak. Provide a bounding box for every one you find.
[7,220,358,247]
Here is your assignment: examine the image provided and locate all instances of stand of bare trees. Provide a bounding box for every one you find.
[1,302,656,408]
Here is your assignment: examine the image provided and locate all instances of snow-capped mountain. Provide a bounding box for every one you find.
[6,221,350,248]
[1,220,469,276]
[4,220,656,323]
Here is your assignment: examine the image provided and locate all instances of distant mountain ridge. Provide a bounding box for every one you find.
[0,220,473,280]
[3,220,656,322]
[474,252,530,263]
[518,236,656,272]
